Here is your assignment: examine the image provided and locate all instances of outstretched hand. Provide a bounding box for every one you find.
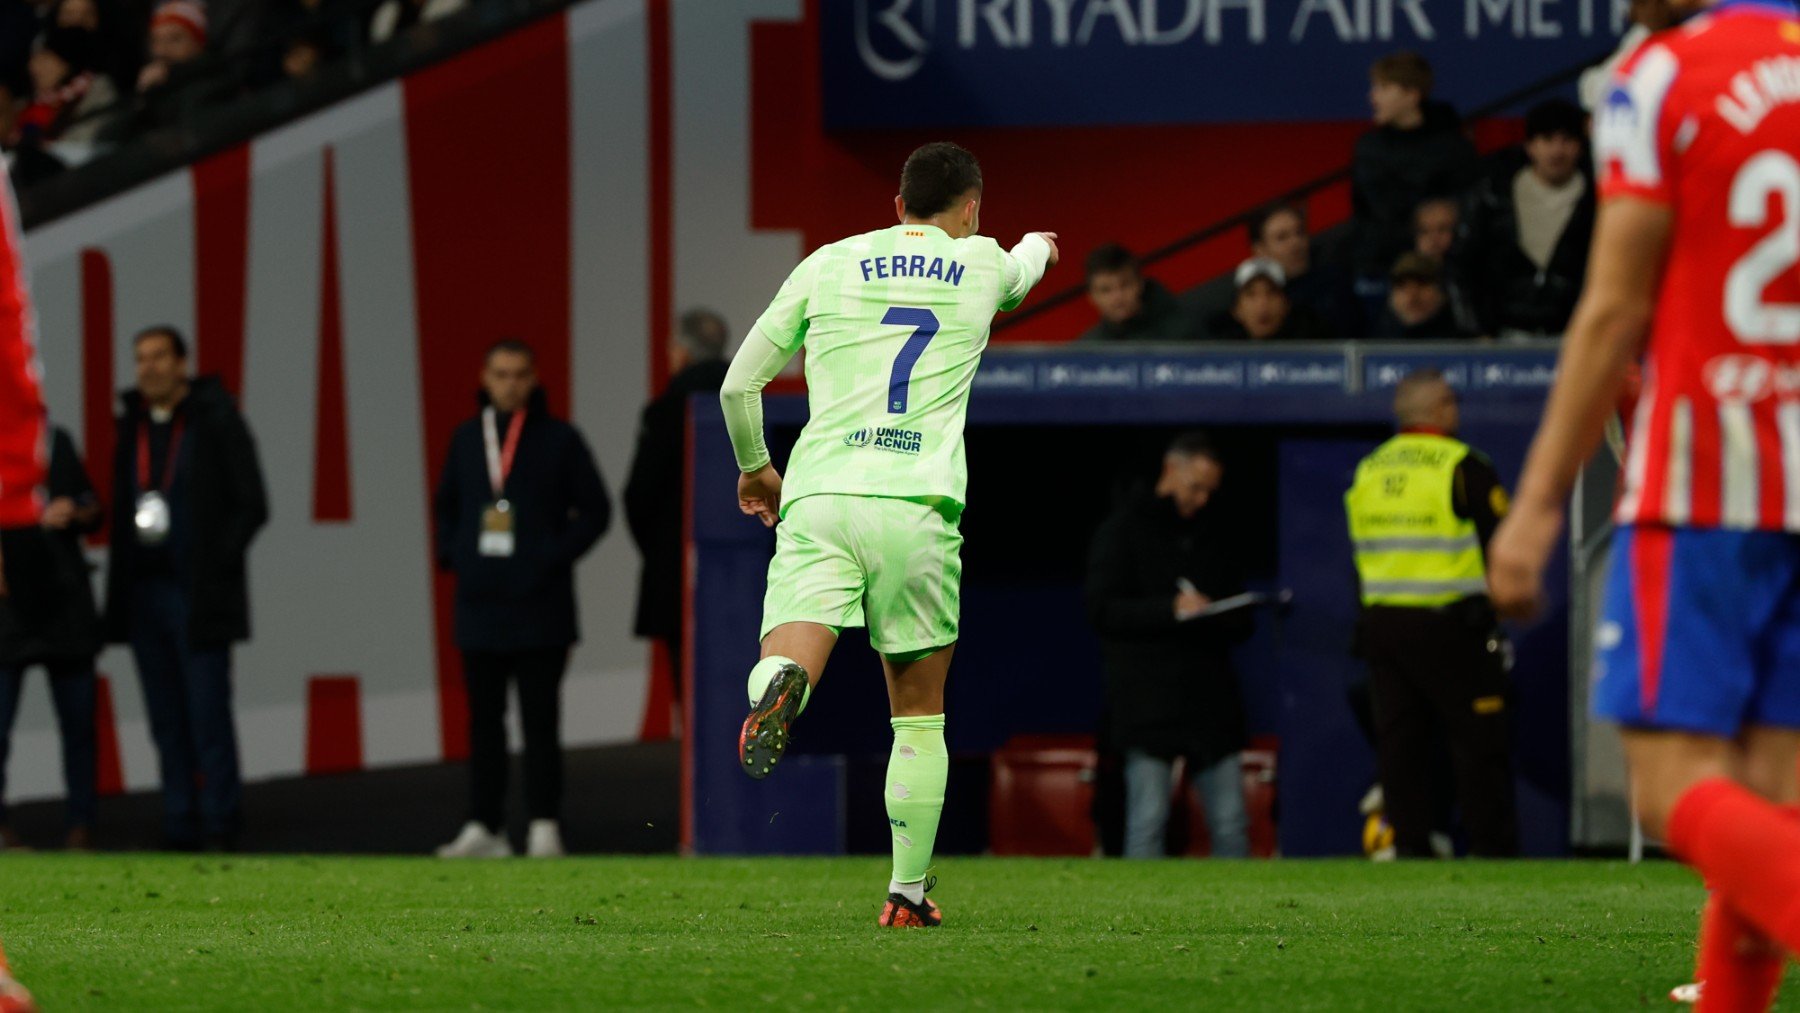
[1486,499,1564,620]
[1033,232,1060,267]
[737,464,783,528]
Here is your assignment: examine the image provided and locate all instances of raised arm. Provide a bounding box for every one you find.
[998,232,1059,312]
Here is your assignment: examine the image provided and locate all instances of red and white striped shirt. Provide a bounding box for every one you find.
[1601,1,1800,530]
[0,168,46,528]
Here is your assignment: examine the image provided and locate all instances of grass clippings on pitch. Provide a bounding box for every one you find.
[0,855,1723,1010]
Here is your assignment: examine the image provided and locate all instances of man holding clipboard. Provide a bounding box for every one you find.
[1087,432,1255,858]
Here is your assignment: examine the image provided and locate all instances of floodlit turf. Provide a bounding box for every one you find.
[0,854,1742,1010]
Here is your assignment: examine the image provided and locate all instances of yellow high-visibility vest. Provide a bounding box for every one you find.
[1344,432,1488,608]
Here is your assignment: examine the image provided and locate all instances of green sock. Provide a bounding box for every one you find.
[886,714,948,886]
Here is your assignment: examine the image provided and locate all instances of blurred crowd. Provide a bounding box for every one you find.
[1,0,482,187]
[1081,52,1594,345]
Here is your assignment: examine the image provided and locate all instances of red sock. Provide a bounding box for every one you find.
[1695,890,1784,1012]
[1669,779,1800,958]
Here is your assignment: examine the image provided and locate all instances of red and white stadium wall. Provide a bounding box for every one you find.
[12,0,1502,801]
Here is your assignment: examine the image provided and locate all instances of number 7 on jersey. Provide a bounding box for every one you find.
[884,306,940,414]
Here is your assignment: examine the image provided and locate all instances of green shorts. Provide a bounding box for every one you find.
[761,494,963,656]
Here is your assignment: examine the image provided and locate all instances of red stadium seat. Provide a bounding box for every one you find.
[988,735,1098,856]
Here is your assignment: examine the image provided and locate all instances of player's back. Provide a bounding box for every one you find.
[1601,2,1800,529]
[769,223,1032,516]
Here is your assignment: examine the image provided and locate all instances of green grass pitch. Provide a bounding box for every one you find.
[0,855,1746,1009]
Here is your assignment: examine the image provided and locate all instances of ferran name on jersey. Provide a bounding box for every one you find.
[859,254,965,286]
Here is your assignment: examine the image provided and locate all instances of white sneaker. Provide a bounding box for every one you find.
[526,819,565,858]
[1358,784,1384,816]
[435,821,512,858]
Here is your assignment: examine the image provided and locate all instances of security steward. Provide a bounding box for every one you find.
[1344,368,1518,858]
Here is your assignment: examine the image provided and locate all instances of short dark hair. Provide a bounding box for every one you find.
[1247,204,1304,248]
[485,338,536,365]
[1167,431,1220,463]
[677,308,729,362]
[1390,252,1444,286]
[1371,51,1432,95]
[899,142,983,218]
[1085,243,1138,281]
[1525,99,1586,141]
[134,325,188,359]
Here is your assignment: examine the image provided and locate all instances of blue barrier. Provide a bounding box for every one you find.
[686,342,1568,856]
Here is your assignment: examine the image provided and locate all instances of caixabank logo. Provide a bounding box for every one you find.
[844,427,924,455]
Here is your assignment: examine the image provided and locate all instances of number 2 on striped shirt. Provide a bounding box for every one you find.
[883,306,940,414]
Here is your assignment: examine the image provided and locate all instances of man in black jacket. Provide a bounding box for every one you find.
[105,325,268,850]
[1088,433,1253,858]
[1351,52,1480,306]
[1077,244,1196,343]
[1457,99,1595,338]
[0,424,103,850]
[433,340,610,860]
[1372,253,1469,340]
[624,308,729,692]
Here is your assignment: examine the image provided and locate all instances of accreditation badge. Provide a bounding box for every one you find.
[478,499,515,557]
[135,491,172,546]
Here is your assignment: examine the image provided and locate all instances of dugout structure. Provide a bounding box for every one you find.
[684,342,1608,857]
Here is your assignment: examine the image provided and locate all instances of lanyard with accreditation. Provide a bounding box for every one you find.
[479,406,525,557]
[133,414,185,546]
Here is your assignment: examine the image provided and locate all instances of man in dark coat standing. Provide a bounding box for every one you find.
[433,340,610,859]
[624,308,728,694]
[104,325,268,850]
[1088,433,1253,858]
[0,423,104,850]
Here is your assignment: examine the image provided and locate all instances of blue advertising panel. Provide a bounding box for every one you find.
[822,0,1624,127]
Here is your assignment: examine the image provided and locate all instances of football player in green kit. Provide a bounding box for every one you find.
[719,142,1057,927]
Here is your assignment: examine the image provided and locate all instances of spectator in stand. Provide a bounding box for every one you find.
[0,73,67,189]
[1077,244,1193,343]
[1088,432,1253,859]
[1249,204,1357,338]
[1374,253,1467,340]
[1412,198,1458,261]
[49,0,138,106]
[1413,198,1481,334]
[370,0,467,44]
[0,424,104,851]
[433,340,611,860]
[1351,52,1479,317]
[1457,99,1595,340]
[105,325,268,851]
[136,0,205,95]
[626,308,729,694]
[17,27,118,148]
[118,0,239,138]
[1206,257,1329,341]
